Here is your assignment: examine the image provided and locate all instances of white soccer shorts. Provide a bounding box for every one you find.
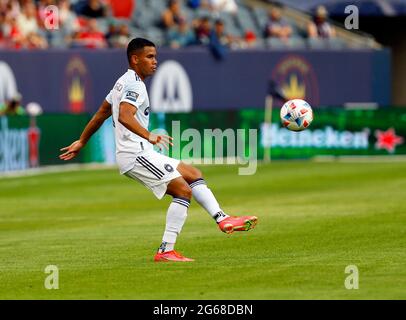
[123,149,181,199]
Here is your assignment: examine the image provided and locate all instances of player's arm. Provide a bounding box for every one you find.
[79,99,112,144]
[59,99,111,161]
[118,102,173,150]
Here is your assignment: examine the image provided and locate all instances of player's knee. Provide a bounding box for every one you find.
[190,166,202,180]
[176,184,192,200]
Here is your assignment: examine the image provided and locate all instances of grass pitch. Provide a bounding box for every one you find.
[0,161,405,299]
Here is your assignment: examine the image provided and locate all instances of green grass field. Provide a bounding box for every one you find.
[0,161,405,299]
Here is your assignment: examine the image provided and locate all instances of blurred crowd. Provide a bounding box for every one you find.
[0,0,337,51]
[163,0,252,51]
[0,0,131,49]
[163,1,336,54]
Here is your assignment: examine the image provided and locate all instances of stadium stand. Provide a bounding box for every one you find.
[0,0,380,50]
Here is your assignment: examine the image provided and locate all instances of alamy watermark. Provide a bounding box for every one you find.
[44,265,59,289]
[344,5,359,30]
[43,6,59,30]
[344,265,359,290]
[152,121,258,175]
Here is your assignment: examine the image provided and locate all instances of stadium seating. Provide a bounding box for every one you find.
[0,0,373,50]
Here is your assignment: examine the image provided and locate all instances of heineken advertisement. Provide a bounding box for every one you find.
[257,108,406,159]
[1,108,405,172]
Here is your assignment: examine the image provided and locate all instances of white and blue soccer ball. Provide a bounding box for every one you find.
[280,99,313,131]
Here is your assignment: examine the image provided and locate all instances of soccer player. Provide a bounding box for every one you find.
[59,38,258,262]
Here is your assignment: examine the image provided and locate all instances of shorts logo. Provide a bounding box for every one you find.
[164,164,174,172]
[126,91,139,102]
[144,107,150,116]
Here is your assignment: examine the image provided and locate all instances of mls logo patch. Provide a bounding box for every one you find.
[126,91,139,102]
[114,82,123,91]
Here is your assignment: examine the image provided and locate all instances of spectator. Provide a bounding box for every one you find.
[105,21,117,44]
[106,0,134,19]
[307,5,336,38]
[161,0,185,30]
[38,0,80,48]
[80,0,107,19]
[17,1,40,37]
[194,16,211,45]
[13,1,49,49]
[264,7,292,42]
[209,19,232,59]
[72,18,107,48]
[244,30,257,48]
[187,0,209,10]
[1,1,23,48]
[58,0,80,35]
[2,15,24,48]
[108,23,130,48]
[209,0,238,16]
[37,0,56,29]
[167,18,196,49]
[0,13,5,48]
[1,0,21,20]
[26,31,48,49]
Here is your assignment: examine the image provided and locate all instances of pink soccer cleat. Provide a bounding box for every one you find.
[218,216,258,234]
[154,250,194,262]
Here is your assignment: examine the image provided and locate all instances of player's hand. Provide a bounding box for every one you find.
[59,140,85,161]
[148,133,173,150]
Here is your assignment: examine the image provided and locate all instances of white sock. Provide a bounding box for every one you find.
[158,197,190,253]
[190,178,229,223]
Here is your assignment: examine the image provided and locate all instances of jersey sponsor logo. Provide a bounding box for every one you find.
[150,60,193,113]
[125,90,139,102]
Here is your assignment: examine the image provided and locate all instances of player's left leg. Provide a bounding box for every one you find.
[154,176,194,262]
[177,162,258,234]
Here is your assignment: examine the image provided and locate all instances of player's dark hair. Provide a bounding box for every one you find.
[126,38,156,64]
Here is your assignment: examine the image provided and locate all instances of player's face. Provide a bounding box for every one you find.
[137,46,158,79]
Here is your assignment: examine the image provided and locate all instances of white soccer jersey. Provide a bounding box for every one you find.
[105,69,153,174]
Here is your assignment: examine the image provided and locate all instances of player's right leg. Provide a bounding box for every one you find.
[154,177,194,262]
[176,162,258,234]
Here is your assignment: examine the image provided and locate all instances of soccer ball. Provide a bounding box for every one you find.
[280,99,313,131]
